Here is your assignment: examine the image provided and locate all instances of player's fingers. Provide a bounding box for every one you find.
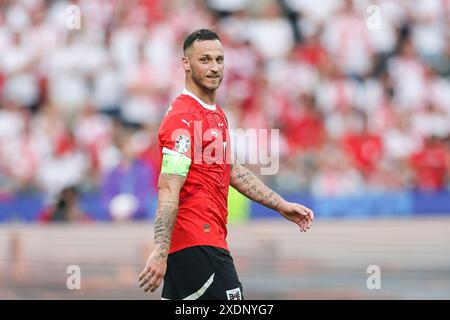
[145,274,161,293]
[301,205,314,220]
[304,218,310,231]
[296,204,308,216]
[308,208,315,221]
[297,204,310,215]
[139,267,149,281]
[298,219,306,232]
[139,270,154,287]
[299,205,314,222]
[144,276,154,292]
[139,276,149,288]
[144,282,153,292]
[307,217,313,229]
[150,277,163,292]
[299,217,308,231]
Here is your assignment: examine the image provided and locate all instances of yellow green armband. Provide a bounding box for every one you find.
[161,148,192,177]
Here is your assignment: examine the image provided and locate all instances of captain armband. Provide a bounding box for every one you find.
[161,147,192,177]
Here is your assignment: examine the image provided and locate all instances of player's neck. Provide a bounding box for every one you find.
[185,82,216,105]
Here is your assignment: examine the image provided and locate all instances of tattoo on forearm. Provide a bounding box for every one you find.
[153,200,178,259]
[230,164,281,210]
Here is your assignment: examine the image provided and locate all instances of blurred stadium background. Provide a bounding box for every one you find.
[0,0,450,299]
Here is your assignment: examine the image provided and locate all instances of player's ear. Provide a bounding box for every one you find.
[182,56,190,72]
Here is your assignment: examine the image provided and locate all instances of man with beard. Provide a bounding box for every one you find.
[138,29,314,300]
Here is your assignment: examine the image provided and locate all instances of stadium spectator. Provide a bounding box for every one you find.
[0,0,449,220]
[409,136,449,191]
[101,125,155,221]
[38,186,91,223]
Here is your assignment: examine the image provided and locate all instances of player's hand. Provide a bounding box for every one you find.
[278,201,314,232]
[138,248,167,293]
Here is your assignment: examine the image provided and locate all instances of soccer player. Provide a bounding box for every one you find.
[138,29,314,300]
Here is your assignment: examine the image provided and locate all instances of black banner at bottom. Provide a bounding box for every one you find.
[1,300,445,319]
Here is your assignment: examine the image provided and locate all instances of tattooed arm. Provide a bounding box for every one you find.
[139,173,186,293]
[230,162,314,231]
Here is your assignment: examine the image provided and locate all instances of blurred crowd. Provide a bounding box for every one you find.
[1,0,450,220]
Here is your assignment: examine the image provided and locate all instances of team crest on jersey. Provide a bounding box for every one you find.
[175,134,190,153]
[226,287,242,300]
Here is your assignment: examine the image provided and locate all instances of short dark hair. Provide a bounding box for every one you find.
[183,29,221,53]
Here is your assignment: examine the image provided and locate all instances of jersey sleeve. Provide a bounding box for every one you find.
[159,112,195,159]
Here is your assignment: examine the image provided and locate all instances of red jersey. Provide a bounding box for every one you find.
[158,90,231,254]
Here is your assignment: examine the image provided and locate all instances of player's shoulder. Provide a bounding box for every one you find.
[172,94,195,112]
[215,104,226,116]
[215,104,229,123]
[159,95,198,132]
[164,94,200,118]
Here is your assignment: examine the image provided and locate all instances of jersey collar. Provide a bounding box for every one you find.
[182,88,217,111]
